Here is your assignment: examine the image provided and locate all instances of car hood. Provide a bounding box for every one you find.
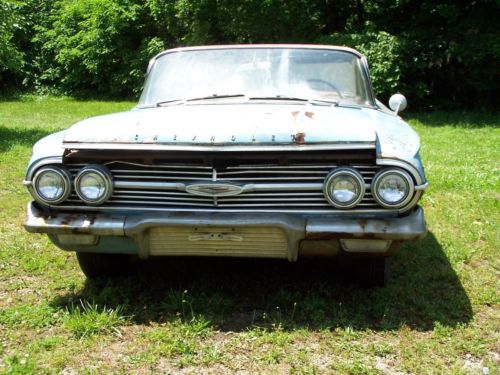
[62,104,377,149]
[31,103,424,181]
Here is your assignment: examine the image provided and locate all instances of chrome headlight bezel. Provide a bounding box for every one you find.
[32,166,72,205]
[74,165,113,205]
[371,168,415,208]
[323,167,365,209]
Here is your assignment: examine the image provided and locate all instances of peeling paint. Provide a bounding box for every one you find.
[295,132,306,144]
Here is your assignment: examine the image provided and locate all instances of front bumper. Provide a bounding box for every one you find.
[25,201,427,261]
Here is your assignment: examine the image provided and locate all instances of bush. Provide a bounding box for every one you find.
[2,0,498,108]
[318,31,404,101]
[0,1,24,83]
[38,0,157,96]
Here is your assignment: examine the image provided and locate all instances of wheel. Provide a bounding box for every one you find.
[357,258,389,287]
[76,252,129,279]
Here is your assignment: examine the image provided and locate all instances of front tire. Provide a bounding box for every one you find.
[76,252,129,279]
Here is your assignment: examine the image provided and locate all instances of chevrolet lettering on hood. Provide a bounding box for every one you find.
[23,45,428,286]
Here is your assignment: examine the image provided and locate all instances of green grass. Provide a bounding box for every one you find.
[0,98,499,373]
[62,300,128,339]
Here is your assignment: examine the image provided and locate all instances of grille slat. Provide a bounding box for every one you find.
[63,161,382,211]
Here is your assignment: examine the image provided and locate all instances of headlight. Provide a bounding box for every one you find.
[372,168,415,208]
[32,166,72,204]
[323,168,365,209]
[74,165,113,205]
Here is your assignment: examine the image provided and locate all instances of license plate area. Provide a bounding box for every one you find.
[148,225,288,258]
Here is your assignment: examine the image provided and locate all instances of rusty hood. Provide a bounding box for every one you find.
[62,104,378,150]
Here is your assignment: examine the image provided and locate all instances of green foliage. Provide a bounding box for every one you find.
[1,0,499,108]
[37,0,153,96]
[318,31,403,100]
[0,1,23,75]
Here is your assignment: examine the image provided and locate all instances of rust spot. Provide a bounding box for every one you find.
[357,219,368,231]
[295,132,306,144]
[59,213,81,226]
[85,215,96,225]
[291,111,300,118]
[305,111,314,119]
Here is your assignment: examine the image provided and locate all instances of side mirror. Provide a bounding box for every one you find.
[388,94,407,115]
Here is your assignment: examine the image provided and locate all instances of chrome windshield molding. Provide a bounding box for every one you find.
[62,143,376,152]
[360,55,377,107]
[415,182,429,191]
[151,44,365,69]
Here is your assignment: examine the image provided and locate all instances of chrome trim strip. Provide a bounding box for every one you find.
[415,182,429,191]
[45,204,403,215]
[104,161,212,169]
[376,158,424,185]
[62,143,376,152]
[25,156,63,182]
[114,181,185,191]
[114,181,324,192]
[152,44,365,62]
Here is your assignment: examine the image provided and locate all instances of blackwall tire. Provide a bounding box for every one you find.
[76,252,129,279]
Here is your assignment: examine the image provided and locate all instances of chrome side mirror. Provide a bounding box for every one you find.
[389,94,407,115]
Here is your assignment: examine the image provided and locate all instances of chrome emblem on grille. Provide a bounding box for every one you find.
[185,183,243,197]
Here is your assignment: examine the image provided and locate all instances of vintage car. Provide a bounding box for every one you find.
[23,45,427,286]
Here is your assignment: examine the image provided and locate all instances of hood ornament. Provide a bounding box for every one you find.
[185,183,243,197]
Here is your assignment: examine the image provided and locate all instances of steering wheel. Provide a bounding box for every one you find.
[306,79,342,97]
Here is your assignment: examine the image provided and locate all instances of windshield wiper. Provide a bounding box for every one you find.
[187,94,245,102]
[154,94,340,107]
[249,95,338,107]
[155,94,245,107]
[155,98,184,107]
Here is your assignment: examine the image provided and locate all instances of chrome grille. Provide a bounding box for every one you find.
[63,161,382,212]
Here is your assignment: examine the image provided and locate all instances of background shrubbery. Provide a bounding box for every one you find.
[1,0,498,109]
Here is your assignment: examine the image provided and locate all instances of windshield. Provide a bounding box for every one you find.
[139,47,373,107]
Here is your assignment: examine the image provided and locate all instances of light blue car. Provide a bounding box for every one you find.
[23,45,427,286]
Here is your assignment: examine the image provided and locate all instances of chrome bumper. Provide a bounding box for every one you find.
[24,202,427,260]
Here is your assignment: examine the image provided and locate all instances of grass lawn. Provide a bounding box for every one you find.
[0,97,498,374]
